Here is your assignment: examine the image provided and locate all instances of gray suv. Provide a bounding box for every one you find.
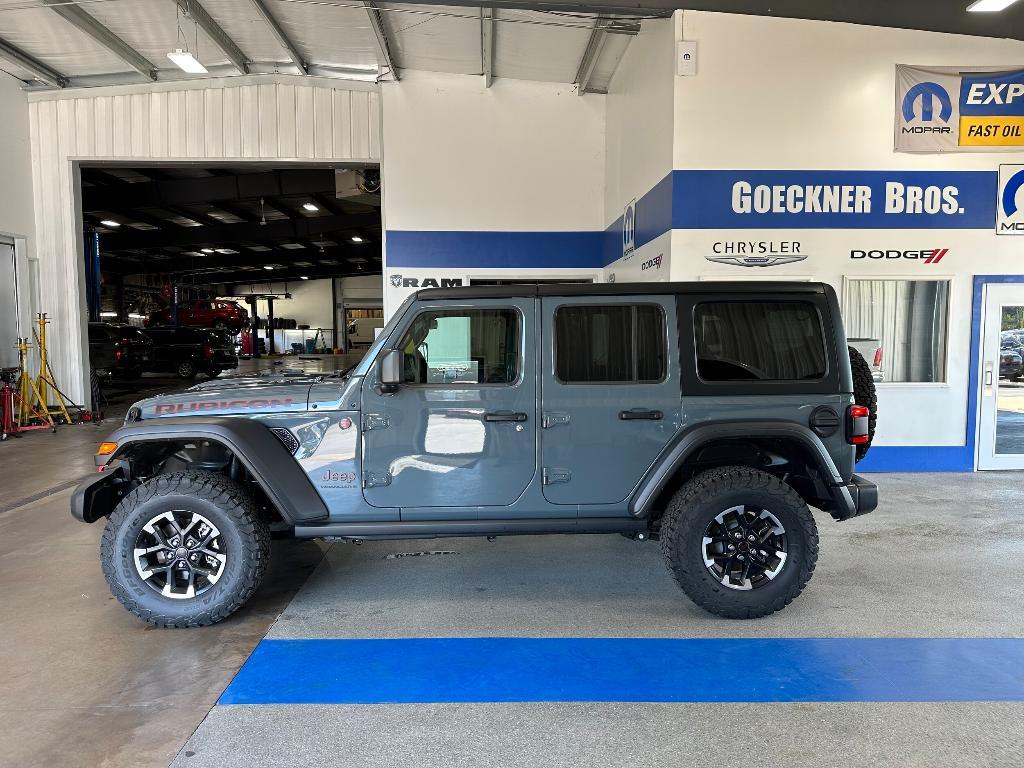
[72,282,878,627]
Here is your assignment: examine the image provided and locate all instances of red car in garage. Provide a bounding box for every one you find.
[147,299,249,332]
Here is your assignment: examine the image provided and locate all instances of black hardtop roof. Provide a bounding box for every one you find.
[414,281,827,301]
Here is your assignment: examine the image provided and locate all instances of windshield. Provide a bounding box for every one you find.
[353,295,417,377]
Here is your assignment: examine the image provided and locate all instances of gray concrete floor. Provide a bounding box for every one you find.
[4,372,1024,767]
[174,472,1024,768]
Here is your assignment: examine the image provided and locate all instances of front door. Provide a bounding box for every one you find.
[540,296,681,505]
[361,298,537,512]
[978,283,1024,469]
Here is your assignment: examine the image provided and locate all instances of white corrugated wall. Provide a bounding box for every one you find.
[26,75,381,404]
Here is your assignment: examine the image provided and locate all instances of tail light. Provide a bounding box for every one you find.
[873,347,883,367]
[847,405,870,445]
[114,347,123,360]
[202,343,214,359]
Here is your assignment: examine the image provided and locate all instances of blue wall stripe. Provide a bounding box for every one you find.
[385,230,606,269]
[219,637,1024,705]
[671,169,997,229]
[856,446,974,473]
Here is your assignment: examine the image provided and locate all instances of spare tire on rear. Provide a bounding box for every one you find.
[848,346,877,462]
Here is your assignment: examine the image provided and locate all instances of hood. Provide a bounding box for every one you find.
[133,373,322,419]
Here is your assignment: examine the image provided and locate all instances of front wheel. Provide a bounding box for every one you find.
[100,471,270,627]
[660,466,819,619]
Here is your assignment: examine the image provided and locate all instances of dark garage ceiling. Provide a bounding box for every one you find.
[82,165,382,289]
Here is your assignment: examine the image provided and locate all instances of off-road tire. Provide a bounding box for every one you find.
[176,360,198,379]
[660,466,819,619]
[100,471,270,628]
[848,346,878,462]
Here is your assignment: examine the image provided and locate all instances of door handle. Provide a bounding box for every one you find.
[985,368,994,386]
[619,409,663,421]
[484,411,528,422]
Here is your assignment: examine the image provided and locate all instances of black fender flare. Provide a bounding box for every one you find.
[73,416,328,525]
[628,420,853,519]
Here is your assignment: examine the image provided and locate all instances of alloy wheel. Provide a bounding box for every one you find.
[133,510,226,599]
[701,505,788,591]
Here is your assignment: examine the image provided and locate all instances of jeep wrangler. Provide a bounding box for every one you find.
[72,282,878,627]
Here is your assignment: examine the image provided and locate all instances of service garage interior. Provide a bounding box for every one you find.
[1,1,1024,766]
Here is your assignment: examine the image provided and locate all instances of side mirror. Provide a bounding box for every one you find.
[378,349,403,392]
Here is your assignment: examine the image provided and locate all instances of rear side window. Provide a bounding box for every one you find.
[555,304,666,383]
[695,301,826,382]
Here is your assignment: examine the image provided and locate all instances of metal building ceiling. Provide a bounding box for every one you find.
[0,0,643,93]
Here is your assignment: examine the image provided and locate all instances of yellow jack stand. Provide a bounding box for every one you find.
[14,338,55,430]
[28,313,73,426]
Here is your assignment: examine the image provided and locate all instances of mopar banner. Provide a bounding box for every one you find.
[896,64,1024,152]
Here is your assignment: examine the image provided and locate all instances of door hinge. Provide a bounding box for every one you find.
[542,412,570,429]
[363,413,390,431]
[543,467,572,485]
[363,470,392,488]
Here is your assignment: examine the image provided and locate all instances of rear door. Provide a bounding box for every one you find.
[540,296,681,505]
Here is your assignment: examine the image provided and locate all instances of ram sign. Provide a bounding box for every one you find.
[895,64,1024,152]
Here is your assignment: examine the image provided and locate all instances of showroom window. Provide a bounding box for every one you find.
[555,304,666,383]
[694,301,827,382]
[842,279,949,383]
[398,308,519,385]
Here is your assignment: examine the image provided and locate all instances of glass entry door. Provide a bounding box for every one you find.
[978,284,1024,469]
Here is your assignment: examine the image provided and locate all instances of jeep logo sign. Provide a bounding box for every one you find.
[388,274,464,288]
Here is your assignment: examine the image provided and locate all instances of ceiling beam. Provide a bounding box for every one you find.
[481,7,495,88]
[248,0,307,75]
[82,169,338,211]
[98,213,379,250]
[0,35,68,88]
[574,15,607,95]
[174,0,251,75]
[103,245,380,275]
[363,1,400,82]
[42,0,157,81]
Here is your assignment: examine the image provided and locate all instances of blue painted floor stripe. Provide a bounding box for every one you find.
[219,638,1024,705]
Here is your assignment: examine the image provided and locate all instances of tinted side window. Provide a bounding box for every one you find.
[555,304,666,384]
[88,325,107,343]
[695,301,826,382]
[398,308,519,385]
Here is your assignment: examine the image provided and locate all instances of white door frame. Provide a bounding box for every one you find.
[977,282,1024,470]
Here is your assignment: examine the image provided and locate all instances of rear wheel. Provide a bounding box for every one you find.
[176,360,198,379]
[100,471,270,627]
[848,346,878,462]
[660,466,818,619]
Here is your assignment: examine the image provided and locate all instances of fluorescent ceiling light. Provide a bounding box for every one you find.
[100,220,120,227]
[99,311,117,318]
[128,313,145,319]
[263,265,275,270]
[300,275,309,280]
[167,49,208,74]
[201,248,215,253]
[967,0,1020,10]
[350,236,364,243]
[302,202,319,212]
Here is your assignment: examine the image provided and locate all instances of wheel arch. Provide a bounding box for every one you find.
[76,416,327,526]
[630,421,848,521]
